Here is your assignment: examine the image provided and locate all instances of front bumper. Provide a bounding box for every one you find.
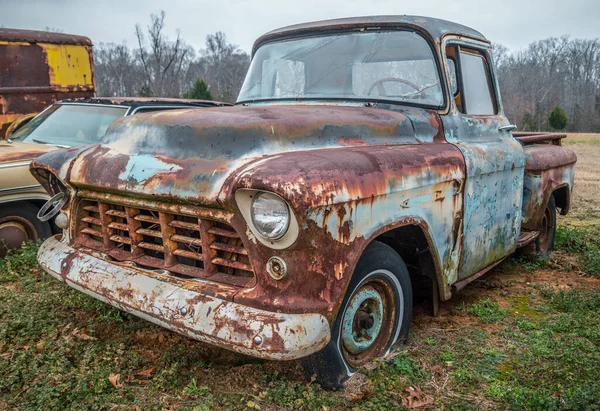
[38,236,330,360]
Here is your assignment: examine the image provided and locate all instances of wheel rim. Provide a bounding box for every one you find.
[0,216,37,256]
[341,272,398,368]
[538,203,554,254]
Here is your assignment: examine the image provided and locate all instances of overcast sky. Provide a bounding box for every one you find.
[1,0,598,53]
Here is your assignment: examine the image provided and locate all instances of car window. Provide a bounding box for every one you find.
[459,50,496,115]
[446,57,458,96]
[9,104,127,146]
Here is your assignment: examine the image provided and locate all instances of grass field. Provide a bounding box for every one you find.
[1,135,599,410]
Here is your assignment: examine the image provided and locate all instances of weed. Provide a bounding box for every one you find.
[464,299,508,323]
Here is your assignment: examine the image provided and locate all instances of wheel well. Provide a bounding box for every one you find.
[552,186,570,215]
[374,225,440,310]
[1,199,45,211]
[0,199,58,233]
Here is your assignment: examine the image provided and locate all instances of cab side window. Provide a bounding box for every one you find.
[446,45,497,115]
[459,49,497,115]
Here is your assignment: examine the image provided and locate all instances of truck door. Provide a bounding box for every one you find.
[442,43,525,280]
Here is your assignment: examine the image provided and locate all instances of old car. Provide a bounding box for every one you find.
[31,16,576,388]
[0,28,95,138]
[0,97,227,255]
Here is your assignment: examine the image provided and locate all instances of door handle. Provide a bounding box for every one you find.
[499,124,518,132]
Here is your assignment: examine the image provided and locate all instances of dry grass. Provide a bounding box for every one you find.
[560,133,600,223]
[564,132,600,145]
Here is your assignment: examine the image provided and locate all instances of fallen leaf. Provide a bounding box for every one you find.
[401,386,434,409]
[431,365,443,375]
[108,373,122,389]
[75,328,98,341]
[126,367,156,382]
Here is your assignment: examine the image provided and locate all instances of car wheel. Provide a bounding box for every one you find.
[0,203,52,256]
[535,195,556,258]
[302,241,413,389]
[521,195,556,259]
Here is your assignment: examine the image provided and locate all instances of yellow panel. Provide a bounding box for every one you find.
[43,44,93,88]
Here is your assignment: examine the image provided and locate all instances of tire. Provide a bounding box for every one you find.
[522,195,556,259]
[0,203,52,256]
[302,241,413,389]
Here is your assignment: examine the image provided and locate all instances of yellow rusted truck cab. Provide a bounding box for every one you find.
[0,28,94,255]
[0,28,95,138]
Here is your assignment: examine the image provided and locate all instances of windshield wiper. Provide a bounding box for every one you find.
[31,138,51,145]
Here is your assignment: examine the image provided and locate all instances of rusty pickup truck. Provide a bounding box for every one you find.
[31,16,576,388]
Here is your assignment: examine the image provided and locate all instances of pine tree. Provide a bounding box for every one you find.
[548,105,568,131]
[183,78,214,100]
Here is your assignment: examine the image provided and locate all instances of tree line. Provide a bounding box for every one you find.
[95,11,600,132]
[94,11,249,102]
[494,37,600,133]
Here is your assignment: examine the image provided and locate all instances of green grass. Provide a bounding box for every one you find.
[555,225,600,276]
[1,242,600,410]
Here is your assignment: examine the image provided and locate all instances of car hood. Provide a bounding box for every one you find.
[0,140,56,165]
[32,104,442,207]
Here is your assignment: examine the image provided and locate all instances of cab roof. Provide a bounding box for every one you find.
[57,97,230,108]
[0,28,92,46]
[253,15,487,55]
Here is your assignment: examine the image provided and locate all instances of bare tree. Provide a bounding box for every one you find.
[185,32,250,102]
[497,37,600,132]
[95,43,144,96]
[134,10,193,97]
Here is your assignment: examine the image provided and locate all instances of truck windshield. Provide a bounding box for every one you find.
[238,31,444,107]
[9,104,127,146]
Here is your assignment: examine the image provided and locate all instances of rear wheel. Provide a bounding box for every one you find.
[302,241,413,389]
[0,203,52,256]
[536,195,557,258]
[522,195,556,259]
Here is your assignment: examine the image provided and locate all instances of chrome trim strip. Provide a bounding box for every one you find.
[0,161,31,169]
[0,184,41,193]
[129,105,207,115]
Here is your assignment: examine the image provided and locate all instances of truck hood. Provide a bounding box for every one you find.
[33,104,442,207]
[0,140,56,165]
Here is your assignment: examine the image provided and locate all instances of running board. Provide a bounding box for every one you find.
[517,231,540,248]
[452,257,507,292]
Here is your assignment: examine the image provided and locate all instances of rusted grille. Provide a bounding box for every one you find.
[75,199,254,287]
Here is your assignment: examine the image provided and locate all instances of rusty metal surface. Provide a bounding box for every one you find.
[0,140,54,164]
[0,30,95,137]
[57,97,230,108]
[521,144,576,229]
[73,193,254,287]
[0,28,92,45]
[33,104,443,207]
[523,144,577,171]
[522,164,575,229]
[514,132,567,146]
[253,15,487,56]
[38,235,331,359]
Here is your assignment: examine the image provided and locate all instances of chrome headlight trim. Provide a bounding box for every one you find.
[235,189,299,250]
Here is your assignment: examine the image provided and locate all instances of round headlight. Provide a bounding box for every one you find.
[250,192,290,240]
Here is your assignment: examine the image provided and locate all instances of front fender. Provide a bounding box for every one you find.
[227,143,465,321]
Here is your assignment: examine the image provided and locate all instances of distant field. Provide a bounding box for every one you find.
[561,133,600,224]
[564,132,600,144]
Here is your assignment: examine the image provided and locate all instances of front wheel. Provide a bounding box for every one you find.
[302,241,413,389]
[0,203,52,257]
